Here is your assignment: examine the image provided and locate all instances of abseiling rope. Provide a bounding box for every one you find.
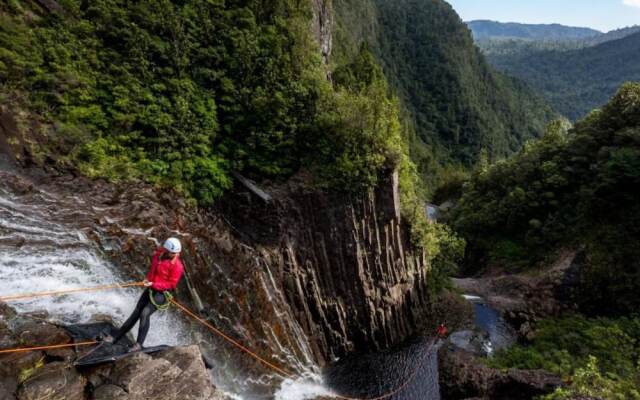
[0,281,145,302]
[0,282,144,355]
[0,282,437,400]
[169,298,295,378]
[0,341,97,354]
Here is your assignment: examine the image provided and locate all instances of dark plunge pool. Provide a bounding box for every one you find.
[324,337,442,400]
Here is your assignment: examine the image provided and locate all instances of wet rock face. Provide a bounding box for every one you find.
[438,346,562,400]
[218,170,428,364]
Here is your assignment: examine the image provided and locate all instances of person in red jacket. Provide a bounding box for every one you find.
[436,322,448,339]
[103,237,185,352]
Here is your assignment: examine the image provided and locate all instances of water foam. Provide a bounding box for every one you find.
[275,376,333,400]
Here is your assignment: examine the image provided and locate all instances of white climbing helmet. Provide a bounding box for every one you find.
[163,237,182,253]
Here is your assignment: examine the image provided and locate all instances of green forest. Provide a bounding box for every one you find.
[479,29,640,121]
[449,83,640,398]
[453,83,640,314]
[333,0,555,173]
[0,0,416,205]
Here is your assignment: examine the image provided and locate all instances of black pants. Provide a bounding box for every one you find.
[114,289,167,346]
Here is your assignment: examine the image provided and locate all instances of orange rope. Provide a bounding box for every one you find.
[0,340,97,355]
[171,298,437,400]
[170,298,295,378]
[0,281,145,302]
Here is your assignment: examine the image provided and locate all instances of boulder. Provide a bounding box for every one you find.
[108,345,216,400]
[155,346,216,400]
[17,362,85,400]
[13,318,71,347]
[0,351,44,397]
[0,301,17,321]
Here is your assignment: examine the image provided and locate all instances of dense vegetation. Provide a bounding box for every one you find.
[476,25,640,120]
[332,0,555,180]
[488,315,640,399]
[453,83,640,315]
[0,0,411,204]
[468,20,601,41]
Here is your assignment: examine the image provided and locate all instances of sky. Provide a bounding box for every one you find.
[446,0,640,32]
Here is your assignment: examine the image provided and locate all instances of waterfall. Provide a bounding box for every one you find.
[0,172,329,399]
[0,183,192,346]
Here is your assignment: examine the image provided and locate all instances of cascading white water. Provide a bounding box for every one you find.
[0,184,192,347]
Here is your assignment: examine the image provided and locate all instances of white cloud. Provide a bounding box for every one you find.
[623,0,640,8]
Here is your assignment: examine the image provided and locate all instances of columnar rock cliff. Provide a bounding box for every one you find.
[0,0,433,372]
[217,171,429,363]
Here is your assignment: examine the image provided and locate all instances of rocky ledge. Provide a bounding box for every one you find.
[0,302,228,400]
[452,250,580,340]
[438,345,563,400]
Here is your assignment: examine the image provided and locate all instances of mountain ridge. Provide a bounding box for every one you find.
[487,31,640,120]
[468,20,601,41]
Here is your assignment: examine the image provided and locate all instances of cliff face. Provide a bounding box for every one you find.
[218,171,429,363]
[0,0,432,368]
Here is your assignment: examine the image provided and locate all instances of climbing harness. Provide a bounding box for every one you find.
[149,289,173,311]
[0,281,439,400]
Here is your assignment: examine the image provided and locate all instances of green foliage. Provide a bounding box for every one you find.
[332,0,555,173]
[311,45,403,191]
[453,83,640,314]
[0,0,414,204]
[487,315,640,400]
[542,356,640,400]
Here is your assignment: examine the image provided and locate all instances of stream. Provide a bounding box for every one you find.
[448,295,516,356]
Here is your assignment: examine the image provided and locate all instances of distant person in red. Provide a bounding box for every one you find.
[436,323,448,339]
[103,238,184,352]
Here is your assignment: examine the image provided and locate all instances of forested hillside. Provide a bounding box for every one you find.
[453,83,640,315]
[0,0,412,204]
[469,21,640,121]
[487,32,640,121]
[332,0,555,176]
[472,23,640,55]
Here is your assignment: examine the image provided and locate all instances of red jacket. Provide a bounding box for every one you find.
[147,248,184,291]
